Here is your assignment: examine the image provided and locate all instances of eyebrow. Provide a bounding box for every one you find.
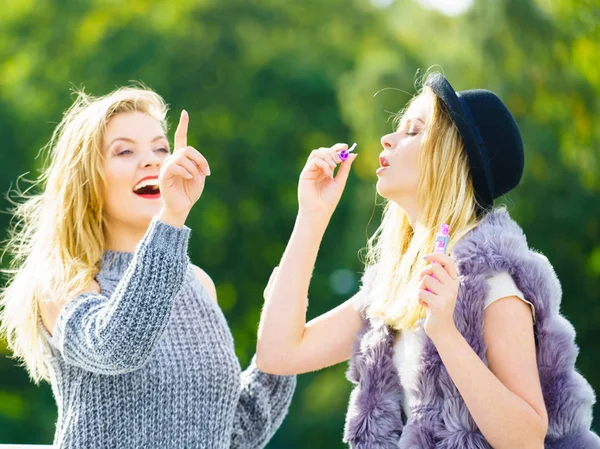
[108,136,168,148]
[398,116,425,130]
[405,117,425,125]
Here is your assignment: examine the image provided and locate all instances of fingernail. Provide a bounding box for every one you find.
[423,254,429,260]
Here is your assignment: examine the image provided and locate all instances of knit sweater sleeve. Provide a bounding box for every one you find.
[51,217,191,375]
[230,355,296,449]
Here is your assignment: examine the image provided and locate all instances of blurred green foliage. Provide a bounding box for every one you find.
[0,0,598,446]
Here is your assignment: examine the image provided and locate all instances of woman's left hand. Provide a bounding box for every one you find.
[418,253,460,340]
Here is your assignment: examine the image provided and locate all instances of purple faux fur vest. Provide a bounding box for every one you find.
[344,209,600,448]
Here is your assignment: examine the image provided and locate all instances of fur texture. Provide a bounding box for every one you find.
[344,209,600,448]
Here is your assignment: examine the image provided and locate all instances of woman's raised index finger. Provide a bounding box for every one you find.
[174,110,189,151]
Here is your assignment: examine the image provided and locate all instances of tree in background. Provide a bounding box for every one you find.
[0,0,598,446]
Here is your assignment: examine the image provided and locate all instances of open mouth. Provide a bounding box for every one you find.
[133,178,161,198]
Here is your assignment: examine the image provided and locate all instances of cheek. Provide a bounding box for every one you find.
[102,161,133,209]
[104,158,134,187]
[407,144,421,180]
[396,140,421,180]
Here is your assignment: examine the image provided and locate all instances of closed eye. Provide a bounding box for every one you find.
[118,148,169,156]
[405,125,422,136]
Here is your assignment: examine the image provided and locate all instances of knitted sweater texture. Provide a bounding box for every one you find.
[41,217,296,449]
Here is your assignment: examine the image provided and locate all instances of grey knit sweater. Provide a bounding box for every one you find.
[39,217,296,448]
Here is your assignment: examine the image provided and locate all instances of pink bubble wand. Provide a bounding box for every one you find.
[339,143,357,161]
[433,224,450,256]
[425,224,450,293]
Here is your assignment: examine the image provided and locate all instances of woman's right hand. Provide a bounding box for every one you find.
[298,143,358,219]
[158,110,211,227]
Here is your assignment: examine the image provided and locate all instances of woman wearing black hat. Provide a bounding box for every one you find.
[256,72,599,448]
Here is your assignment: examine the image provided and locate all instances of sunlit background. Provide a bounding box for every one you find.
[0,0,598,446]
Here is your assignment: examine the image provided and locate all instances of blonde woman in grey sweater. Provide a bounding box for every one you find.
[0,86,295,448]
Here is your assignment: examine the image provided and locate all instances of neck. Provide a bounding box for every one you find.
[391,196,419,227]
[104,219,149,253]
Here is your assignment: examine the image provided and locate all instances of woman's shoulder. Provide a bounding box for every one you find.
[453,209,564,316]
[455,209,527,258]
[456,209,551,270]
[40,279,102,338]
[357,264,379,295]
[190,264,217,303]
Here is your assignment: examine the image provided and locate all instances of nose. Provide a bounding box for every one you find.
[380,132,397,149]
[139,150,162,169]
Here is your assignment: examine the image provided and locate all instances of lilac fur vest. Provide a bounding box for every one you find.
[344,209,600,448]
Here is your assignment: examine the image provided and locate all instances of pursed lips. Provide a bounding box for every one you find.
[377,155,390,176]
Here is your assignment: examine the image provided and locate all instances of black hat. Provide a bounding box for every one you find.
[425,73,524,211]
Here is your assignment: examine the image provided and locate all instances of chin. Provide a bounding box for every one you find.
[123,208,159,228]
[376,179,394,200]
[132,197,163,217]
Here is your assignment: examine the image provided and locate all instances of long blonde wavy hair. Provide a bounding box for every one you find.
[0,85,169,383]
[365,83,484,331]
